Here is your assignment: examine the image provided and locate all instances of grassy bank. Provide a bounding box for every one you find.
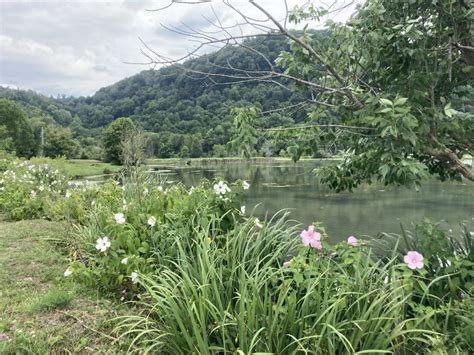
[63,157,337,178]
[0,218,125,353]
[63,160,122,178]
[147,156,339,166]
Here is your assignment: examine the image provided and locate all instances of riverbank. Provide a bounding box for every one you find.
[62,157,338,178]
[0,218,125,353]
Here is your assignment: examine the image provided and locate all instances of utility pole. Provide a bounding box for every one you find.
[40,126,44,157]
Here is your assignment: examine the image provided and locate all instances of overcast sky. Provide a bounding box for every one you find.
[0,0,357,97]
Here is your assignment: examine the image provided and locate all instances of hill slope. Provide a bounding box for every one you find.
[1,34,319,158]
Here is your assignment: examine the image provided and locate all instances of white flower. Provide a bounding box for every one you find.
[121,257,128,265]
[65,191,71,198]
[148,216,156,227]
[95,237,111,252]
[114,213,126,224]
[38,185,44,191]
[213,181,230,195]
[240,206,246,214]
[30,190,37,198]
[64,268,72,277]
[254,218,263,228]
[188,186,194,195]
[143,188,149,196]
[157,186,163,192]
[131,272,138,284]
[242,180,250,190]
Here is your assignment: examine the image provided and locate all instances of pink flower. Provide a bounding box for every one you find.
[283,261,291,267]
[9,325,16,331]
[404,251,424,270]
[0,332,8,339]
[301,225,322,250]
[347,236,358,246]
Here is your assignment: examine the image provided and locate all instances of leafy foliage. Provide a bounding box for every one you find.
[0,99,35,157]
[102,117,136,164]
[0,158,69,220]
[230,1,473,189]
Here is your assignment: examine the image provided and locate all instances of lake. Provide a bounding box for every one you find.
[147,160,473,242]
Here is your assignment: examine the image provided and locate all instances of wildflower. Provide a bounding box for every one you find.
[188,186,194,195]
[214,180,230,195]
[404,251,424,270]
[143,188,148,196]
[283,260,291,267]
[240,205,246,214]
[301,225,322,250]
[0,333,8,339]
[9,325,16,332]
[121,257,128,265]
[347,236,358,246]
[38,185,44,191]
[65,191,71,198]
[254,218,263,228]
[131,272,138,284]
[30,190,37,198]
[242,180,250,190]
[114,213,126,224]
[147,216,156,227]
[64,268,73,277]
[96,237,111,252]
[157,186,163,192]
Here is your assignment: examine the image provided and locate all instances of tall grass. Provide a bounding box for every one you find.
[115,214,437,354]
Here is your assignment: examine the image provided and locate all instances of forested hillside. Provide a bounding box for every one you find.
[1,34,318,159]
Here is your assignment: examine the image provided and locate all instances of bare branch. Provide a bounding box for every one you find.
[249,0,363,108]
[265,124,376,132]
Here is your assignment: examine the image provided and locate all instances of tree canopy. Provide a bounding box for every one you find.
[216,0,473,190]
[102,117,136,164]
[0,99,35,157]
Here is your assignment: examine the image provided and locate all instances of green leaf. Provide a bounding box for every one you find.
[379,98,393,106]
[394,97,408,106]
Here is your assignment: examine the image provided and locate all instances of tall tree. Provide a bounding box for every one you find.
[146,0,473,190]
[0,99,36,157]
[102,117,136,164]
[42,124,80,158]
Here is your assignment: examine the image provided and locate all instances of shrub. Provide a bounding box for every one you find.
[0,159,69,220]
[374,220,474,352]
[66,172,247,293]
[113,219,442,354]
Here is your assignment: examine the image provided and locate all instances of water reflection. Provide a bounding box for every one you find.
[151,161,474,242]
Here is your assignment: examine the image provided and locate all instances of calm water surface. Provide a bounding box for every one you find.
[150,160,473,242]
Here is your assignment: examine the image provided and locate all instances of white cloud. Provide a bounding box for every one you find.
[0,0,357,96]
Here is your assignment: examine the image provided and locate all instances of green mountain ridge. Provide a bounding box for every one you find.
[0,33,323,158]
